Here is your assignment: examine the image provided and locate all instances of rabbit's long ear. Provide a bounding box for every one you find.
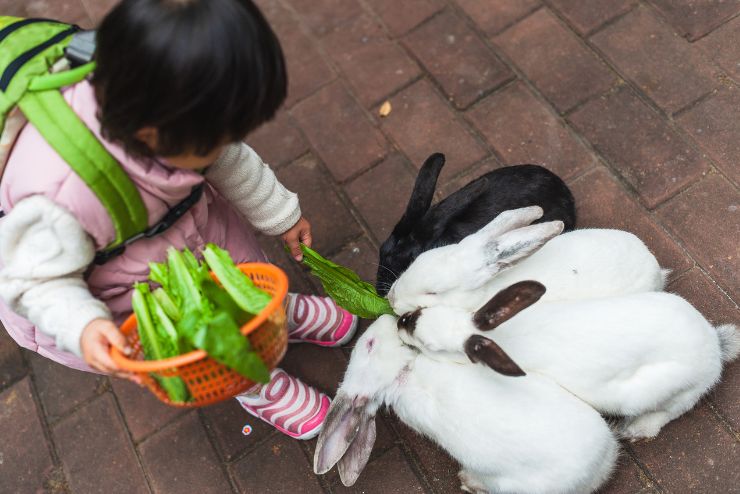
[473,281,546,331]
[416,176,490,242]
[393,153,446,235]
[314,393,367,475]
[477,205,544,238]
[337,412,377,486]
[464,335,525,377]
[483,220,564,271]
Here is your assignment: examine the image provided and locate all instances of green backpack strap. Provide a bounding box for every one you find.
[1,17,148,248]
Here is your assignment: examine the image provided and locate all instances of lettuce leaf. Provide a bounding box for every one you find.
[299,244,394,319]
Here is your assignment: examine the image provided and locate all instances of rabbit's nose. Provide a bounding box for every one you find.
[397,308,422,333]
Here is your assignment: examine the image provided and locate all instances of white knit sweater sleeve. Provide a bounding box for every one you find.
[0,195,111,357]
[206,143,301,236]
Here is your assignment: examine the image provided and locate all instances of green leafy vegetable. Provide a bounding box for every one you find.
[132,284,190,402]
[179,310,270,384]
[299,244,394,319]
[203,244,272,314]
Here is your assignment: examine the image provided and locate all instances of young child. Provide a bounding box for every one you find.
[0,0,357,440]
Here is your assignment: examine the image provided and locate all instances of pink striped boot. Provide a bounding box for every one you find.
[285,293,358,347]
[236,294,358,439]
[236,369,330,440]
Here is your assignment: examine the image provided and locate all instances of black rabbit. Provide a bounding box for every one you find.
[375,153,576,295]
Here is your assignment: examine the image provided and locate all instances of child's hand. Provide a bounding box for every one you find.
[283,216,312,261]
[80,318,136,379]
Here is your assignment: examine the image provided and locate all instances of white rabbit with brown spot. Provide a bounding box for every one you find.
[397,282,740,440]
[314,315,619,494]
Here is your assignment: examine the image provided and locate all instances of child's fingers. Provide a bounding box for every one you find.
[287,238,303,261]
[100,323,132,356]
[300,229,312,248]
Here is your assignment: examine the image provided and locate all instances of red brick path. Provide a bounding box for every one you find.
[1,1,738,493]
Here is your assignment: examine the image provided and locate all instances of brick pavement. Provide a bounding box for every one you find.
[1,1,738,493]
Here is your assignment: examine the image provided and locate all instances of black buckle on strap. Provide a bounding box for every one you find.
[93,184,205,265]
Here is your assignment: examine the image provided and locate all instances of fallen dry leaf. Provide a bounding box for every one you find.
[379,100,392,117]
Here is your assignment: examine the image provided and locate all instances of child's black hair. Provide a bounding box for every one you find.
[93,0,287,158]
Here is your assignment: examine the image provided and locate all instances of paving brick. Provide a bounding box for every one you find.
[404,10,513,109]
[364,0,444,37]
[712,356,740,432]
[697,15,740,83]
[548,0,636,34]
[569,86,710,208]
[631,403,739,493]
[392,418,460,494]
[332,237,380,284]
[286,0,364,37]
[0,324,26,390]
[110,378,186,443]
[276,155,362,254]
[346,153,417,243]
[569,167,693,275]
[29,353,106,421]
[53,394,149,494]
[380,79,489,182]
[494,8,616,112]
[81,0,117,24]
[668,268,739,325]
[591,7,717,114]
[138,413,231,494]
[323,14,421,108]
[231,432,324,493]
[657,174,739,301]
[0,378,56,493]
[247,112,309,168]
[0,0,92,27]
[291,81,388,181]
[597,454,656,493]
[648,0,740,41]
[200,397,276,461]
[678,87,740,186]
[259,0,336,108]
[332,446,426,493]
[455,0,540,36]
[281,345,347,396]
[467,81,597,181]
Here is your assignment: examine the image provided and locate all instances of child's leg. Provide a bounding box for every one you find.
[286,293,358,347]
[236,368,330,440]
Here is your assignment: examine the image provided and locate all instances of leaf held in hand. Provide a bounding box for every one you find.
[299,244,394,319]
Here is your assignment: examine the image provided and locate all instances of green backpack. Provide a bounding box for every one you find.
[0,17,202,264]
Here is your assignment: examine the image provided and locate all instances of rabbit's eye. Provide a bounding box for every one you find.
[425,291,438,296]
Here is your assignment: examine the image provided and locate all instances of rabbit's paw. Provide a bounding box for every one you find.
[620,411,669,441]
[459,469,488,494]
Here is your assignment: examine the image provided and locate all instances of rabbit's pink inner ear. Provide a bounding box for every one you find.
[464,335,526,377]
[473,280,546,330]
[337,414,377,486]
[314,394,363,475]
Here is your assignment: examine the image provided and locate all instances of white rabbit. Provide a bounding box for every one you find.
[397,281,740,439]
[314,315,619,494]
[387,206,667,314]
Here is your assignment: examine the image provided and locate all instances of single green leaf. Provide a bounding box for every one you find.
[299,244,394,319]
[166,247,203,309]
[202,244,272,315]
[152,288,181,322]
[179,310,270,383]
[148,262,170,291]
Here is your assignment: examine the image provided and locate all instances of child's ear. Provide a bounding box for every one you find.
[135,127,159,151]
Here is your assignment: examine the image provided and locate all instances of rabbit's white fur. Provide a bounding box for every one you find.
[388,207,665,314]
[315,315,619,493]
[400,293,739,439]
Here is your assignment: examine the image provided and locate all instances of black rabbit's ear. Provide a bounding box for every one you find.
[473,281,546,330]
[464,335,525,377]
[392,153,446,235]
[417,176,490,241]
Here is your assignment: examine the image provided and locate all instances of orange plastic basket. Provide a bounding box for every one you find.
[110,263,289,408]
